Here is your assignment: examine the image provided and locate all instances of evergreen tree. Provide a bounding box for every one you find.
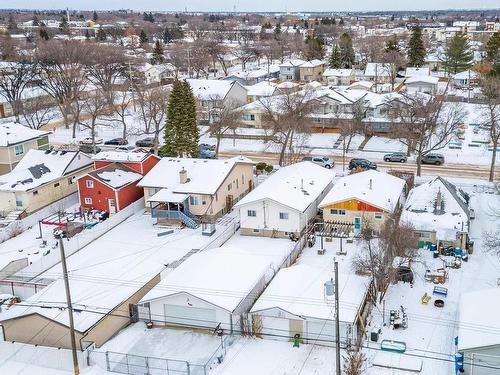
[163,27,172,43]
[339,17,344,26]
[443,32,473,74]
[304,35,324,60]
[96,27,106,41]
[59,15,68,32]
[162,80,199,157]
[486,31,500,77]
[339,32,355,68]
[385,38,400,53]
[329,44,342,69]
[7,15,17,31]
[32,14,40,26]
[274,23,282,37]
[139,30,148,44]
[407,26,426,67]
[39,28,49,40]
[304,20,309,29]
[152,40,164,64]
[92,10,98,22]
[85,29,90,40]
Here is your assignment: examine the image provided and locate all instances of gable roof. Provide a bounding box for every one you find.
[319,170,405,212]
[300,59,325,68]
[138,156,254,195]
[0,122,50,147]
[92,151,158,164]
[235,162,334,213]
[364,63,393,77]
[87,162,143,189]
[186,79,246,100]
[0,150,92,192]
[279,59,306,68]
[323,68,354,78]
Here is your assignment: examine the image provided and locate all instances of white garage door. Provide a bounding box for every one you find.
[306,320,335,345]
[260,316,292,341]
[163,304,217,329]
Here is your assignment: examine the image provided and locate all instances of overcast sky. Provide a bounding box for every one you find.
[2,0,499,12]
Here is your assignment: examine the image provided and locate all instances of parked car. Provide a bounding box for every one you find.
[199,149,216,159]
[79,144,101,154]
[348,158,377,170]
[421,153,445,165]
[115,145,136,152]
[199,143,216,151]
[79,137,103,145]
[302,156,335,169]
[396,266,414,283]
[384,152,407,163]
[135,137,155,147]
[104,138,128,146]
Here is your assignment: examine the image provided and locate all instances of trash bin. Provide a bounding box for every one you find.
[370,327,380,342]
[293,334,301,348]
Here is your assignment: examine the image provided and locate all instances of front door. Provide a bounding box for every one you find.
[108,199,116,214]
[354,217,361,230]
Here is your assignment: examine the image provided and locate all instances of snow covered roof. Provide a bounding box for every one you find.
[276,81,300,89]
[405,76,439,85]
[235,162,333,213]
[92,151,156,163]
[89,163,143,189]
[300,59,325,68]
[364,63,393,77]
[148,189,189,203]
[279,59,306,68]
[186,79,245,100]
[141,246,277,312]
[226,66,279,81]
[0,122,50,147]
[405,67,431,78]
[453,70,479,80]
[251,263,369,323]
[401,177,469,238]
[319,170,405,213]
[245,81,278,97]
[458,288,500,351]
[347,80,374,91]
[323,68,354,77]
[138,156,254,195]
[0,150,92,192]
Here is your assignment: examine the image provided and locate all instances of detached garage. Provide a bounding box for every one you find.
[250,264,370,347]
[138,246,278,333]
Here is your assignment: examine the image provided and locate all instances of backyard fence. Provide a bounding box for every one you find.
[89,336,231,375]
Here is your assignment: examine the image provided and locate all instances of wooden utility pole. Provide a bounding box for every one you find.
[59,238,80,375]
[334,260,341,375]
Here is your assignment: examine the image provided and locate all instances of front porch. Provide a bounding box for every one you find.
[148,189,200,229]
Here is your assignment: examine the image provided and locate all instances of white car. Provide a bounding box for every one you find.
[79,137,103,145]
[115,145,136,152]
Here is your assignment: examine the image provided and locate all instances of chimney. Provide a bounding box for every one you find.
[434,189,444,215]
[369,179,373,190]
[179,167,187,184]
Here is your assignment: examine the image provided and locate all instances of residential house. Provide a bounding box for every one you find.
[453,70,480,89]
[405,76,439,94]
[141,63,176,85]
[346,80,374,92]
[458,288,500,375]
[138,156,255,226]
[138,246,278,333]
[319,170,406,232]
[299,60,326,82]
[279,59,306,81]
[245,81,278,103]
[77,152,160,214]
[363,63,394,84]
[323,68,356,86]
[234,162,334,238]
[404,66,431,78]
[0,150,93,214]
[0,122,50,175]
[401,177,470,249]
[186,79,247,123]
[224,66,279,86]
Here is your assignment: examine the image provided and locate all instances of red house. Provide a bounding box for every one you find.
[78,152,160,214]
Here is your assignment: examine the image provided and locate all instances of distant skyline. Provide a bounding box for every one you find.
[2,0,499,12]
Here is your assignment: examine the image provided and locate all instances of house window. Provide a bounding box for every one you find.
[243,114,255,121]
[242,174,245,184]
[236,179,239,189]
[33,190,38,196]
[252,228,260,233]
[248,210,256,217]
[374,212,383,220]
[86,180,94,188]
[68,176,76,185]
[330,209,346,215]
[84,197,92,205]
[14,144,24,156]
[190,196,199,205]
[228,183,232,191]
[15,196,22,207]
[54,182,60,188]
[279,212,289,220]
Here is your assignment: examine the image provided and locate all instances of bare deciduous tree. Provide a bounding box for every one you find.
[343,349,366,375]
[259,88,315,166]
[480,77,500,182]
[21,96,56,129]
[0,60,36,122]
[208,97,243,156]
[78,90,110,145]
[388,91,466,176]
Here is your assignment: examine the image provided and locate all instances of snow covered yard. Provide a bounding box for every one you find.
[365,190,500,374]
[210,337,336,375]
[98,322,223,366]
